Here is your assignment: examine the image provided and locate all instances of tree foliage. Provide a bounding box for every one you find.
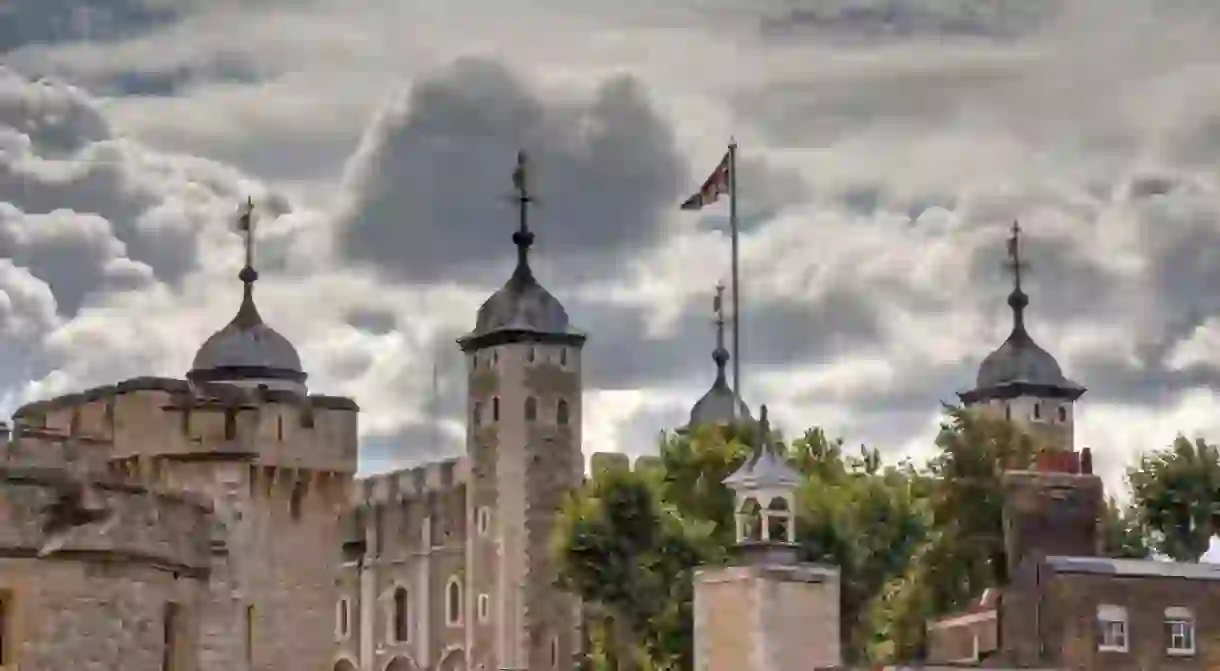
[555,406,1220,668]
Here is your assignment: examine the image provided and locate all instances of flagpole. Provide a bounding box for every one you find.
[728,139,741,411]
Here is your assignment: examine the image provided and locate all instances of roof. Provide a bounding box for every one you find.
[723,404,801,491]
[1045,555,1220,581]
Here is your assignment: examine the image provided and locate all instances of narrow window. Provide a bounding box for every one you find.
[290,481,304,522]
[560,347,568,367]
[1165,607,1195,655]
[245,604,255,665]
[336,599,350,639]
[492,349,499,366]
[527,346,536,363]
[525,397,537,423]
[163,602,180,671]
[1058,406,1068,423]
[477,507,491,536]
[0,589,9,665]
[551,636,560,669]
[1033,402,1041,420]
[446,578,463,626]
[478,593,490,622]
[393,587,410,643]
[1004,404,1011,421]
[557,399,570,426]
[224,409,237,440]
[1097,604,1128,652]
[473,401,483,428]
[492,397,500,422]
[277,415,284,441]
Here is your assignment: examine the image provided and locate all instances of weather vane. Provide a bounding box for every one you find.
[1005,219,1028,291]
[238,196,257,272]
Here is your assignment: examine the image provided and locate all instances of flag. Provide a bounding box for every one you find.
[680,149,731,211]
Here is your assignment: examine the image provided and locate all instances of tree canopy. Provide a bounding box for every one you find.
[554,406,1216,668]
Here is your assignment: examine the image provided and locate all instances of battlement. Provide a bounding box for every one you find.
[590,451,663,477]
[352,456,471,506]
[0,466,213,576]
[10,376,359,474]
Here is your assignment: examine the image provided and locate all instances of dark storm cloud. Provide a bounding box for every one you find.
[572,283,885,392]
[336,57,686,285]
[759,0,1056,42]
[0,0,181,53]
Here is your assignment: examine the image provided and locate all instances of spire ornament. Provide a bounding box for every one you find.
[509,150,537,281]
[712,282,730,384]
[1004,220,1029,338]
[233,196,262,328]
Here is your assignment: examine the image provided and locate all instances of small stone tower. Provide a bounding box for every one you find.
[694,406,841,671]
[683,283,753,433]
[958,221,1085,454]
[457,152,586,671]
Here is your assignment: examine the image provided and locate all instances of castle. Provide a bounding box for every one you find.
[2,152,1218,671]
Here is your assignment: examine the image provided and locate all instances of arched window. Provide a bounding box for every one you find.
[445,577,463,626]
[557,400,570,426]
[393,587,409,643]
[335,599,350,640]
[525,397,538,422]
[551,636,560,669]
[739,498,762,542]
[1057,406,1068,423]
[492,397,500,422]
[492,349,499,366]
[473,401,482,427]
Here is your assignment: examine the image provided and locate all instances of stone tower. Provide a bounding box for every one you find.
[457,152,586,671]
[173,198,357,671]
[682,283,753,433]
[958,221,1086,454]
[694,406,840,671]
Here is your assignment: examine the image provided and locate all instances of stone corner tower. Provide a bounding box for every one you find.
[957,220,1086,455]
[456,151,586,671]
[694,405,841,671]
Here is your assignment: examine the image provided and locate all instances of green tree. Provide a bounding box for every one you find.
[1100,496,1151,559]
[1128,435,1220,561]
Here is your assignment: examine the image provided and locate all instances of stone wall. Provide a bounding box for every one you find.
[0,468,212,671]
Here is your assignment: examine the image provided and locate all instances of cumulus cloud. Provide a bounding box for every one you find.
[6,0,1220,486]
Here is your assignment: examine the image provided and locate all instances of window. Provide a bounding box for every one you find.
[1004,404,1011,421]
[560,347,568,367]
[1097,604,1128,652]
[527,346,536,363]
[245,604,255,665]
[1058,406,1068,423]
[492,349,499,366]
[336,599,350,640]
[225,409,238,440]
[290,481,304,521]
[0,588,10,666]
[492,397,500,422]
[557,400,570,426]
[163,602,180,671]
[1165,607,1195,655]
[445,578,463,626]
[393,587,410,643]
[476,507,491,536]
[1033,402,1041,420]
[478,593,490,623]
[473,401,482,427]
[551,636,560,669]
[525,397,537,423]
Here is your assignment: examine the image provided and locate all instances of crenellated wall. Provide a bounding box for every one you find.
[589,451,664,476]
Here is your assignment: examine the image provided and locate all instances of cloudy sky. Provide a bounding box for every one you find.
[4,0,1220,501]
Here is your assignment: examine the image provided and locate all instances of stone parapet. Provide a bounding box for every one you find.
[0,467,213,577]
